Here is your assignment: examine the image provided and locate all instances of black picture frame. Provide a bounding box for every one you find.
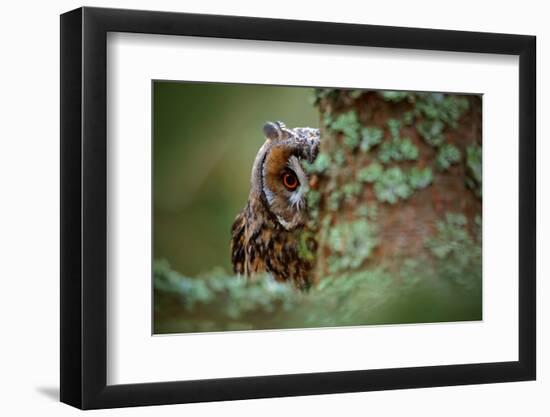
[60,6,536,410]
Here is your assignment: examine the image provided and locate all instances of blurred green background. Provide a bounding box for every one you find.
[154,81,318,275]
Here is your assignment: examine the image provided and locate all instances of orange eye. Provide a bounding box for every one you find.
[282,172,299,190]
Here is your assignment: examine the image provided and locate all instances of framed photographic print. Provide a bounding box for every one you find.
[60,6,536,410]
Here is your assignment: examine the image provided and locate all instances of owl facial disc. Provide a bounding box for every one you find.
[251,121,320,231]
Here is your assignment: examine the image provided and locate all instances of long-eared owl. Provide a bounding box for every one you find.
[230,121,320,289]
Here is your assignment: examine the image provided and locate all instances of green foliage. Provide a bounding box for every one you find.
[154,260,300,321]
[358,162,383,183]
[436,144,462,170]
[154,261,213,309]
[306,268,394,325]
[360,126,384,152]
[326,219,378,273]
[307,265,480,327]
[466,144,482,198]
[408,166,433,189]
[373,167,413,204]
[155,258,482,333]
[426,213,482,289]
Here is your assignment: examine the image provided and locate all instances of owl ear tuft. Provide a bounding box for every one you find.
[263,121,287,141]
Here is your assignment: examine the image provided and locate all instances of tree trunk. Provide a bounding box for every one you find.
[308,90,482,280]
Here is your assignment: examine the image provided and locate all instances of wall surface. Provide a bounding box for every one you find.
[0,0,546,415]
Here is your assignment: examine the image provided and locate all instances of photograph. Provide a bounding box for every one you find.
[153,81,483,334]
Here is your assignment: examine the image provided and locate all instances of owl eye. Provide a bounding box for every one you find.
[282,171,299,191]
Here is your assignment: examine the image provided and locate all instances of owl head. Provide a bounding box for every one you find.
[249,121,320,231]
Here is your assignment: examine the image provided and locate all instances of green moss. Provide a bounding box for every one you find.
[426,213,481,289]
[373,167,413,204]
[343,135,360,150]
[297,230,317,262]
[305,189,321,226]
[378,119,418,163]
[304,152,331,174]
[466,144,482,198]
[354,205,369,218]
[398,137,419,160]
[323,113,333,128]
[415,93,470,128]
[327,190,342,211]
[378,137,419,163]
[474,214,482,242]
[387,118,402,138]
[417,119,445,147]
[326,219,378,273]
[360,126,384,152]
[306,189,321,210]
[342,182,362,202]
[331,110,361,150]
[348,90,363,99]
[403,110,415,126]
[379,91,411,102]
[358,164,433,203]
[436,144,462,170]
[355,202,378,221]
[427,213,466,259]
[409,167,433,189]
[334,148,346,167]
[413,94,471,151]
[358,162,383,183]
[377,142,396,164]
[312,88,338,106]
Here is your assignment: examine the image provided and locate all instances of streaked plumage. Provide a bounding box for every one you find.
[231,121,320,289]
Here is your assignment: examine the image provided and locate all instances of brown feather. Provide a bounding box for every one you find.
[230,122,319,290]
